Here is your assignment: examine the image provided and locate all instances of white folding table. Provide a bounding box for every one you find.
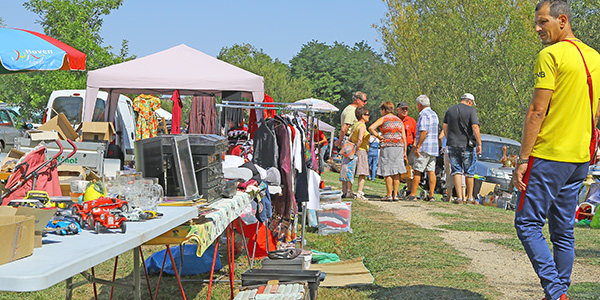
[0,206,198,299]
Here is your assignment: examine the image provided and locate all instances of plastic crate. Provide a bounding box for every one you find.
[317,202,352,235]
[319,190,342,203]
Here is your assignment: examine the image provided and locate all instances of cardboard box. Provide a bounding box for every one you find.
[0,208,35,265]
[15,206,56,248]
[75,122,115,142]
[15,206,56,233]
[37,113,78,141]
[28,130,61,141]
[1,206,57,250]
[0,148,25,173]
[478,182,498,198]
[58,165,86,196]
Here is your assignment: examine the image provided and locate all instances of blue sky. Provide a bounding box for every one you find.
[2,1,388,64]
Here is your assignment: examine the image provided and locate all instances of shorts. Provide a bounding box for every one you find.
[412,152,436,173]
[339,155,357,183]
[355,149,370,176]
[448,146,476,177]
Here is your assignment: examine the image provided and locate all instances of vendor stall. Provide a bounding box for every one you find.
[83,44,264,124]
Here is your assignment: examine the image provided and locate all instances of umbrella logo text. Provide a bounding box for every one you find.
[13,49,53,61]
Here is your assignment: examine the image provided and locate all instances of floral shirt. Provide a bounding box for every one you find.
[133,94,161,140]
[380,114,404,148]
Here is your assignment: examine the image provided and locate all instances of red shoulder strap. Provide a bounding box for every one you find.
[562,39,595,127]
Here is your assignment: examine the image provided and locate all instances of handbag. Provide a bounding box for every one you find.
[563,39,600,164]
[340,140,357,159]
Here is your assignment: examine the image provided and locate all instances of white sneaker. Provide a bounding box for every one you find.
[355,191,367,200]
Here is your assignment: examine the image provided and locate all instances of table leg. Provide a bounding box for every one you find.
[236,217,252,267]
[138,248,154,300]
[301,202,307,250]
[165,245,186,299]
[91,267,98,300]
[206,237,220,300]
[227,225,235,299]
[250,222,260,269]
[65,277,73,300]
[133,246,141,300]
[110,256,119,300]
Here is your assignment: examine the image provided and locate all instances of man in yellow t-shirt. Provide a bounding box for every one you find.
[336,91,367,198]
[512,1,600,300]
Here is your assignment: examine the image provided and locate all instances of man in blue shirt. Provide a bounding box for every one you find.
[406,94,439,201]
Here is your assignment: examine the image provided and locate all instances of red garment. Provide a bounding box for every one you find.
[400,115,417,146]
[2,147,62,205]
[171,90,182,134]
[249,93,276,139]
[263,93,275,118]
[315,130,328,146]
[249,109,257,139]
[232,221,276,259]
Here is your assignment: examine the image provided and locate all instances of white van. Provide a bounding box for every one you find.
[43,90,136,162]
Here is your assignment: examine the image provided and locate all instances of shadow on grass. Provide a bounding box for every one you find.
[575,248,600,259]
[354,284,487,300]
[95,272,212,300]
[93,262,233,300]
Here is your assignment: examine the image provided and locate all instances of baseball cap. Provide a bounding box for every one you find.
[396,101,409,108]
[461,93,476,105]
[264,167,282,195]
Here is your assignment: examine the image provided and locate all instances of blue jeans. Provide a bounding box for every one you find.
[515,157,588,300]
[447,146,476,177]
[368,153,378,181]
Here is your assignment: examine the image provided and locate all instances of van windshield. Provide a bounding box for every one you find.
[51,97,106,124]
[51,96,83,124]
[479,141,520,163]
[92,99,106,121]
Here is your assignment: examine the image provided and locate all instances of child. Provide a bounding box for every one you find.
[368,134,380,181]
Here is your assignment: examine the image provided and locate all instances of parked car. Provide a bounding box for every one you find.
[0,105,33,152]
[43,90,136,162]
[474,133,521,191]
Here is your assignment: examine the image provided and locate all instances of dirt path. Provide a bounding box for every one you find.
[366,199,600,299]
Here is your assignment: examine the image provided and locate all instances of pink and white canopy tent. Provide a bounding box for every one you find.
[83,44,264,122]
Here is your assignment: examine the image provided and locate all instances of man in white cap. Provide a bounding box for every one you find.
[442,92,481,204]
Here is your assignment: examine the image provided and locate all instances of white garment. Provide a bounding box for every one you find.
[307,169,321,210]
[293,125,303,173]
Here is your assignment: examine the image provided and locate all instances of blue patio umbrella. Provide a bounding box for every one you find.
[0,27,86,74]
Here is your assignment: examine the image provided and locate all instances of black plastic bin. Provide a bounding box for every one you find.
[241,269,325,300]
[187,134,227,155]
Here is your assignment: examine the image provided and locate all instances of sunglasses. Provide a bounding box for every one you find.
[364,113,370,116]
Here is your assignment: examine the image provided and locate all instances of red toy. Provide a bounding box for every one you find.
[88,209,127,234]
[72,197,129,233]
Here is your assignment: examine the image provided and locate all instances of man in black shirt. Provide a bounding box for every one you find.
[442,93,482,204]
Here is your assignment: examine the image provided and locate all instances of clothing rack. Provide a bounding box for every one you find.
[217,100,315,251]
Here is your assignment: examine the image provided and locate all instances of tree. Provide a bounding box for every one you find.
[217,43,313,103]
[377,0,600,140]
[290,40,391,127]
[571,0,600,50]
[0,0,133,121]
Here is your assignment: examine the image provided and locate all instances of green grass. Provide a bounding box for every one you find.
[437,221,515,234]
[428,212,468,220]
